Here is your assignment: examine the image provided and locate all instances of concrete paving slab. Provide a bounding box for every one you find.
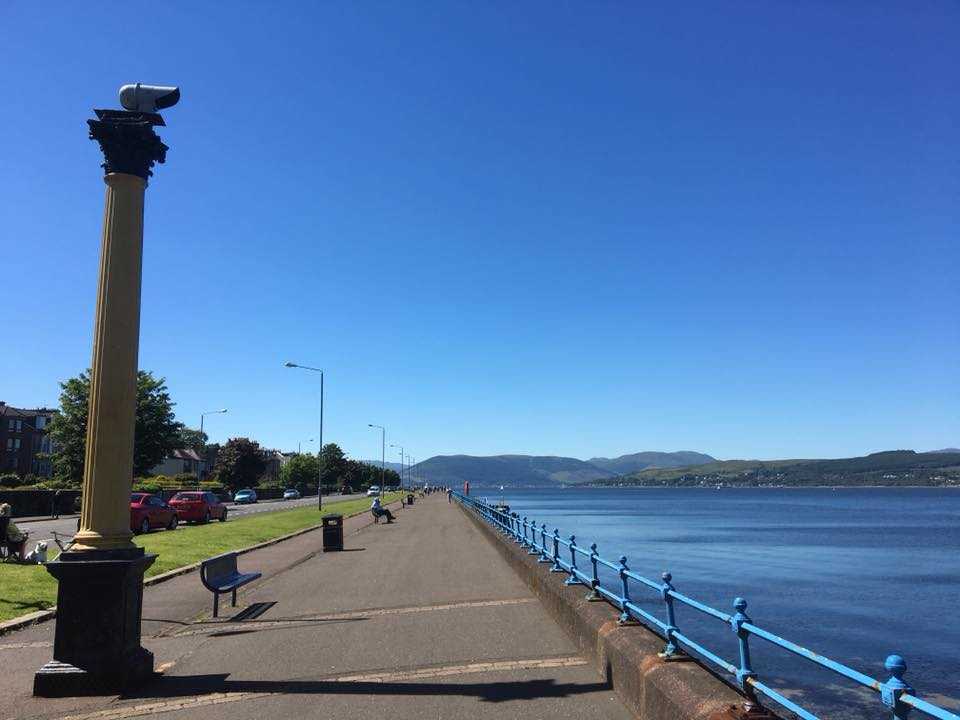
[2,497,629,720]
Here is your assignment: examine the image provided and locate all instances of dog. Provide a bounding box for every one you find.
[23,540,48,565]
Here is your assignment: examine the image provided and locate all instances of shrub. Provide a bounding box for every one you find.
[0,473,22,488]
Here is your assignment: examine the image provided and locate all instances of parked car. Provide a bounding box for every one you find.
[366,485,381,497]
[168,491,228,523]
[130,493,178,534]
[282,488,300,500]
[234,488,258,504]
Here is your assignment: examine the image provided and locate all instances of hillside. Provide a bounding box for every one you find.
[414,454,610,488]
[596,450,960,487]
[588,451,715,476]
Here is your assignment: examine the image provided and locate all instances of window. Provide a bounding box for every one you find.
[13,439,20,450]
[5,439,11,451]
[35,416,47,430]
[14,420,22,432]
[7,419,13,431]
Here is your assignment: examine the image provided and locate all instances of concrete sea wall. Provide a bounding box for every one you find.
[459,504,779,720]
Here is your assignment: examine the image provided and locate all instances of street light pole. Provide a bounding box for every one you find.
[389,444,403,489]
[285,362,324,510]
[368,424,385,496]
[199,409,227,480]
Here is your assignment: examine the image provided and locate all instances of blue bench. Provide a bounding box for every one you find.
[200,552,262,617]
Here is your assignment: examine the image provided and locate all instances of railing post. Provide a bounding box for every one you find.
[538,523,551,563]
[617,555,632,624]
[730,597,759,708]
[514,515,524,544]
[520,516,529,545]
[564,535,582,585]
[658,572,681,659]
[528,518,541,554]
[880,654,914,720]
[585,543,601,601]
[550,528,564,572]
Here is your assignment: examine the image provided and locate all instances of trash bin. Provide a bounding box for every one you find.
[407,493,415,506]
[322,514,343,552]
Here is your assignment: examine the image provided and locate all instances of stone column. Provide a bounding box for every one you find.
[34,109,169,697]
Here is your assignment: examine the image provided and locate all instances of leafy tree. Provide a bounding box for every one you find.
[178,427,208,453]
[49,370,183,484]
[319,443,348,491]
[279,453,319,493]
[212,438,266,492]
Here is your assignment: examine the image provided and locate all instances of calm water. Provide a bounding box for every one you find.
[490,488,960,719]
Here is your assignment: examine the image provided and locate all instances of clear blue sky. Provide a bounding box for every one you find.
[2,2,957,462]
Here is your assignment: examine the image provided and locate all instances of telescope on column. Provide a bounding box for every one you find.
[119,83,180,113]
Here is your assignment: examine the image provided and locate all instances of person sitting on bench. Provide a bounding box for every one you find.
[1,503,29,560]
[371,497,396,523]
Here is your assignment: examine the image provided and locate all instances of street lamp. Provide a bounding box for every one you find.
[285,362,324,509]
[389,444,404,489]
[368,424,385,496]
[298,438,315,454]
[198,409,227,481]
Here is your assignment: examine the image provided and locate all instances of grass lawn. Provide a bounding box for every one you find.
[0,492,400,625]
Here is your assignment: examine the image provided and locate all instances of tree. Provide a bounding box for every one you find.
[178,427,208,453]
[279,453,319,493]
[49,370,183,484]
[212,438,266,492]
[319,443,347,491]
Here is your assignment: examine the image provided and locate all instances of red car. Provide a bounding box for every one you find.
[168,491,228,524]
[130,493,178,534]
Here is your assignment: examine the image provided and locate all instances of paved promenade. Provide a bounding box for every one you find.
[1,496,630,720]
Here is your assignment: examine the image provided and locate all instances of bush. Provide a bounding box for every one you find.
[0,473,22,488]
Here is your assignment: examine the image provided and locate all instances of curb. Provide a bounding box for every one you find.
[0,497,402,637]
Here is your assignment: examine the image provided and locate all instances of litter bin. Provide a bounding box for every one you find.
[407,493,415,506]
[322,514,343,552]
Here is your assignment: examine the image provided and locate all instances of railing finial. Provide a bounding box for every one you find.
[880,654,913,719]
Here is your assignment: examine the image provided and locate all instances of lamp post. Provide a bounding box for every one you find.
[390,444,404,489]
[35,84,180,697]
[199,409,227,479]
[284,362,323,509]
[298,438,315,454]
[368,424,385,496]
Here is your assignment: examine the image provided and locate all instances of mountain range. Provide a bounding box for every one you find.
[412,451,716,488]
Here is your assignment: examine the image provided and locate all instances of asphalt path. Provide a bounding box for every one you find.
[16,491,373,547]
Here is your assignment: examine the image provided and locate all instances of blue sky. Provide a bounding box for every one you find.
[2,2,957,462]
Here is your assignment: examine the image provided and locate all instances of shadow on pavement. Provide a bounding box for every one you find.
[125,674,612,703]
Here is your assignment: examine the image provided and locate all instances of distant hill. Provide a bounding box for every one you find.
[360,460,405,474]
[598,450,960,488]
[588,451,715,476]
[414,454,610,488]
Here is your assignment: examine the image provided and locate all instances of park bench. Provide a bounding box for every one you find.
[200,552,262,617]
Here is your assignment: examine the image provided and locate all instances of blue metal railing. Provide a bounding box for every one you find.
[453,491,959,720]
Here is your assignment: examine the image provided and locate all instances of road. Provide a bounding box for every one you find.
[16,491,372,547]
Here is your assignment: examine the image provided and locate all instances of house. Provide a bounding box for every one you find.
[260,450,286,482]
[0,402,57,478]
[149,447,205,478]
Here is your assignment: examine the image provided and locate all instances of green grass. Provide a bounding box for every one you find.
[0,493,399,624]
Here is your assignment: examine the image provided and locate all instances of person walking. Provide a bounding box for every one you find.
[51,489,62,519]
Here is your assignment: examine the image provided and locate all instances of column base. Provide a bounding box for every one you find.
[34,648,155,697]
[33,548,156,697]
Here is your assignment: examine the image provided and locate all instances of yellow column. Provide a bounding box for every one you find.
[71,173,146,552]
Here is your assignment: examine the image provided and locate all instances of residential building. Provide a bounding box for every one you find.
[0,402,57,478]
[148,447,206,478]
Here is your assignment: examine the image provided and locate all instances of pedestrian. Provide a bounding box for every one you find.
[370,497,396,523]
[52,488,62,519]
[447,488,452,503]
[1,503,29,560]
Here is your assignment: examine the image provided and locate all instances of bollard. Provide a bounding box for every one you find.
[880,654,914,720]
[585,543,601,601]
[731,598,760,709]
[565,535,582,585]
[538,523,552,563]
[658,572,681,659]
[617,556,632,624]
[550,529,564,572]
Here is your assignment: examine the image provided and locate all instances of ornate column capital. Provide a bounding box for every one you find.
[87,109,168,182]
